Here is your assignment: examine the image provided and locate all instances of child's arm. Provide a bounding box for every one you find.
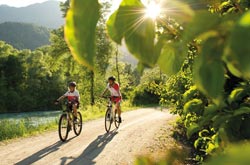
[57,95,66,102]
[101,88,108,97]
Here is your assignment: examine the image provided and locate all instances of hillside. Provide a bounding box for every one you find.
[0,22,50,50]
[0,1,64,29]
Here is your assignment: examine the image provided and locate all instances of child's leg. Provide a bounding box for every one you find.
[73,104,77,117]
[116,102,121,117]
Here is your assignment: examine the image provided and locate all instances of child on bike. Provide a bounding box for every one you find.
[101,76,122,123]
[55,82,80,122]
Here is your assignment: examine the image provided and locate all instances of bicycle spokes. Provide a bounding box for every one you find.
[73,112,82,136]
[105,109,112,132]
[114,110,120,129]
[105,108,120,133]
[58,114,69,142]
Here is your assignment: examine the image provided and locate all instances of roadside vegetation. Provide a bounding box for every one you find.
[0,100,141,142]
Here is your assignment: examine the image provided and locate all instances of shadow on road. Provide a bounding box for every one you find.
[15,136,77,165]
[63,130,118,165]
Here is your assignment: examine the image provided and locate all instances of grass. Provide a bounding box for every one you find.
[81,100,140,121]
[0,100,140,142]
[0,119,58,142]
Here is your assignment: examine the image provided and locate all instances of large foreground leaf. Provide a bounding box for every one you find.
[107,0,193,69]
[157,43,186,75]
[107,0,157,67]
[225,11,250,79]
[64,0,100,70]
[183,11,221,42]
[193,37,225,102]
[161,0,194,23]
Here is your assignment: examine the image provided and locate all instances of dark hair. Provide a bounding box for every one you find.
[108,76,116,81]
[69,81,77,87]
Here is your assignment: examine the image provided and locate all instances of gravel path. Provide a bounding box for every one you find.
[0,108,176,165]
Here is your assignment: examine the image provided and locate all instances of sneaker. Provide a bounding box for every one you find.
[118,117,122,123]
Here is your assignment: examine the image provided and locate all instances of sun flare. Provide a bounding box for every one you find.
[145,2,161,19]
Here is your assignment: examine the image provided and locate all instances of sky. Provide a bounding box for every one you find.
[0,0,149,11]
[0,0,66,7]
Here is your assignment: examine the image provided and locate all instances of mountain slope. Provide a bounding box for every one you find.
[0,1,64,29]
[0,22,50,50]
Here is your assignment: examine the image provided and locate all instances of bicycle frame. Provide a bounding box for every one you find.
[104,96,120,132]
[58,100,82,141]
[106,97,115,121]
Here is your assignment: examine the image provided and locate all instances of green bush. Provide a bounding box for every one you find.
[160,71,193,114]
[129,82,161,106]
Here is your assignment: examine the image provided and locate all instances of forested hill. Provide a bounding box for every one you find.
[0,1,64,29]
[0,22,50,50]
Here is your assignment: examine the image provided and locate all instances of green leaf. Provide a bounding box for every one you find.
[187,123,200,139]
[183,86,198,103]
[64,0,100,70]
[206,142,217,154]
[199,104,219,127]
[124,18,157,67]
[161,0,194,23]
[203,104,218,116]
[157,43,185,75]
[205,143,250,165]
[106,0,160,67]
[198,129,210,137]
[225,11,250,79]
[193,37,225,102]
[183,99,204,115]
[184,11,221,42]
[223,51,243,78]
[228,87,245,104]
[212,114,232,129]
[106,11,121,44]
[234,106,250,116]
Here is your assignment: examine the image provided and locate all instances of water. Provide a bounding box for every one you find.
[0,111,61,126]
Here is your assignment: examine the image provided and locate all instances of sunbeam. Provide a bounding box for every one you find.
[144,1,161,20]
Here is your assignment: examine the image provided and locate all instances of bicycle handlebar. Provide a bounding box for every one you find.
[101,96,111,99]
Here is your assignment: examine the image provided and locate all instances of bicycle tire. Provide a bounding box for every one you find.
[114,109,120,129]
[105,108,112,133]
[73,112,82,136]
[58,114,69,142]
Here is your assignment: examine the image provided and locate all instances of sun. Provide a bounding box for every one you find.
[145,1,161,20]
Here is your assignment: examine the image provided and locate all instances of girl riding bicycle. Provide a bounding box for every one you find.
[101,76,122,123]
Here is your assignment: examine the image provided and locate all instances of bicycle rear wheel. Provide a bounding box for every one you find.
[114,109,120,129]
[73,112,82,136]
[105,108,112,133]
[58,114,69,142]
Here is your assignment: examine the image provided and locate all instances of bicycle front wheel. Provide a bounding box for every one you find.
[105,108,112,133]
[73,112,82,136]
[58,114,69,142]
[114,109,120,129]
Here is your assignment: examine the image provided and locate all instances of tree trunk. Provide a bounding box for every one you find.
[115,45,121,85]
[90,70,95,105]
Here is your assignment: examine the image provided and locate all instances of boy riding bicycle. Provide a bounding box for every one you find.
[101,76,122,123]
[55,82,80,122]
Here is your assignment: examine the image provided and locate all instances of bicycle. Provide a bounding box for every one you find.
[57,100,83,142]
[102,96,120,133]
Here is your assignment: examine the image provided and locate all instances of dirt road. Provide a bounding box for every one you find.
[0,108,175,165]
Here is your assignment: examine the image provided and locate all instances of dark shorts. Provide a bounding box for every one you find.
[68,100,79,109]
